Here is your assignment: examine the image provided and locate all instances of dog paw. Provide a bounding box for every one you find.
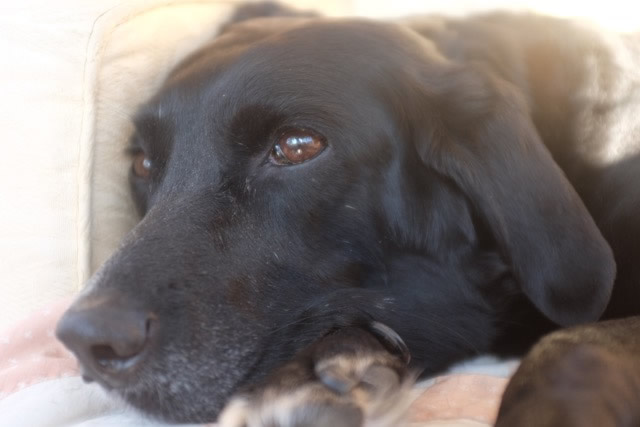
[496,337,640,427]
[218,326,414,427]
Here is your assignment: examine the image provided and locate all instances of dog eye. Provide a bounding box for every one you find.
[270,130,326,165]
[132,152,153,178]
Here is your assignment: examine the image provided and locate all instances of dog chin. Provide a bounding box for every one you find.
[114,349,260,423]
[118,375,230,423]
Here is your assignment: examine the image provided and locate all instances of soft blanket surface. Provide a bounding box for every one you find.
[0,300,515,426]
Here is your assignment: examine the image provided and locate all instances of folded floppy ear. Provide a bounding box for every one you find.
[411,65,615,326]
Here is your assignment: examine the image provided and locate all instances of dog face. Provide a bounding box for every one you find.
[56,17,615,422]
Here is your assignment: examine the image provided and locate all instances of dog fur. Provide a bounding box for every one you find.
[56,3,640,425]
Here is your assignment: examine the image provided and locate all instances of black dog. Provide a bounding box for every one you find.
[56,3,640,426]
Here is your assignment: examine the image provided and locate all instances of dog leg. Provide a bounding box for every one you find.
[218,324,414,427]
[495,316,640,427]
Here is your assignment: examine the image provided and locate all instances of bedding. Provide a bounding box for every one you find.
[0,301,516,426]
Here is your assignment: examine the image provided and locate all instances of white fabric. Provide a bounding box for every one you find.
[0,377,487,426]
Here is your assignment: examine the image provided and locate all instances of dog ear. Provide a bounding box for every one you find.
[410,65,615,326]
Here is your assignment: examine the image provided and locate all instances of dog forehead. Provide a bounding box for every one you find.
[167,19,424,95]
[140,24,400,127]
[236,19,425,78]
[253,19,411,55]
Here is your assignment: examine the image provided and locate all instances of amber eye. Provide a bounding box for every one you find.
[270,130,327,165]
[132,152,152,178]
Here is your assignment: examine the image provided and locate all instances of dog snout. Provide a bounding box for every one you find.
[56,296,155,388]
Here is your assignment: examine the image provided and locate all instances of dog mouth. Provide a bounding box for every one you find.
[79,343,150,390]
[112,335,282,422]
[93,344,146,372]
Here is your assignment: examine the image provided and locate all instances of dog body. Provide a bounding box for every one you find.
[56,5,640,426]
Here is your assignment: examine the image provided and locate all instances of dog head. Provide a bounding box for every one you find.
[56,12,615,422]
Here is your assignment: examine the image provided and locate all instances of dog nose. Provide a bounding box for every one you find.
[56,297,154,387]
